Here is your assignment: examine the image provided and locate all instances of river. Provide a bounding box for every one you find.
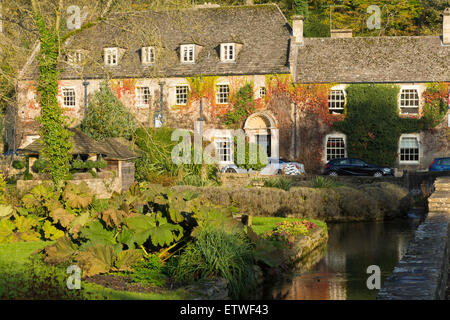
[264,218,422,300]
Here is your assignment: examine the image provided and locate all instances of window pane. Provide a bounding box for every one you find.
[399,137,419,162]
[62,88,76,107]
[216,85,229,104]
[400,89,419,115]
[328,90,345,114]
[326,137,345,161]
[216,138,232,162]
[176,85,189,105]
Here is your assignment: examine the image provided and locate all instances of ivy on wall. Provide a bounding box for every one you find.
[332,83,449,167]
[34,13,73,186]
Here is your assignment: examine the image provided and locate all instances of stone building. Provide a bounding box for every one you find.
[11,4,450,172]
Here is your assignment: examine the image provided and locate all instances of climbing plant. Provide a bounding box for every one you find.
[224,83,255,127]
[34,13,73,186]
[332,83,448,167]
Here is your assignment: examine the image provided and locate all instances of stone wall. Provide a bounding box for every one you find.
[174,181,412,222]
[16,171,122,199]
[377,176,450,300]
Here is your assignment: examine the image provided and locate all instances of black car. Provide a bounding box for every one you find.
[323,158,393,177]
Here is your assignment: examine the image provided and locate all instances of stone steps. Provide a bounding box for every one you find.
[428,177,450,213]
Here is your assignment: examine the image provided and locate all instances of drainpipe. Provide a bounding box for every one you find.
[294,102,297,159]
[158,82,165,127]
[82,79,89,116]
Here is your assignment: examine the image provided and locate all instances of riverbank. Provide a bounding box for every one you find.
[377,176,450,300]
[174,180,413,222]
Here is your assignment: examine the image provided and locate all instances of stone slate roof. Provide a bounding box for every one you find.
[22,4,291,80]
[100,138,140,160]
[295,36,450,83]
[19,129,108,156]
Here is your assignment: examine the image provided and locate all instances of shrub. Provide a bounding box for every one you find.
[263,220,316,247]
[176,175,218,187]
[173,227,257,299]
[31,158,49,173]
[81,81,136,141]
[128,254,167,287]
[263,177,292,191]
[12,160,25,170]
[0,257,92,300]
[309,176,340,188]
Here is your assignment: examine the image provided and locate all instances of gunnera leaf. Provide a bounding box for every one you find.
[42,220,65,241]
[62,183,93,209]
[114,249,143,271]
[75,244,116,277]
[44,235,78,265]
[79,220,116,249]
[51,208,76,228]
[69,211,91,238]
[148,215,183,247]
[101,208,127,228]
[0,219,15,244]
[0,205,13,220]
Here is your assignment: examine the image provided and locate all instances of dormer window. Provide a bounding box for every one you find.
[104,48,118,66]
[142,47,155,64]
[221,43,236,62]
[181,44,195,63]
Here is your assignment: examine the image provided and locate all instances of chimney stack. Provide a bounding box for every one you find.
[331,29,353,38]
[444,8,450,45]
[292,15,304,45]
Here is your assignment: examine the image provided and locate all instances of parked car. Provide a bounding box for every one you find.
[429,157,450,172]
[260,157,305,176]
[220,157,305,176]
[323,158,393,177]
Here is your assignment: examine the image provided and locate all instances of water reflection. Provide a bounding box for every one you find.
[265,219,420,300]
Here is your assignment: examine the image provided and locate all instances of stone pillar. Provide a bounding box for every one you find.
[444,8,450,45]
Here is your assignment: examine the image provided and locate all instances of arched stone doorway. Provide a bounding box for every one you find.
[244,112,279,159]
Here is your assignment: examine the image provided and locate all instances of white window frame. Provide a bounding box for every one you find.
[62,87,76,108]
[215,137,233,164]
[328,89,346,114]
[180,44,195,63]
[259,87,266,98]
[104,48,119,66]
[398,134,420,164]
[399,87,420,115]
[142,46,155,64]
[216,84,230,104]
[175,85,189,105]
[220,43,236,62]
[66,50,83,64]
[136,86,151,108]
[324,133,347,163]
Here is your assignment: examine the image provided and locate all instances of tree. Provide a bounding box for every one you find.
[0,0,191,185]
[81,81,137,141]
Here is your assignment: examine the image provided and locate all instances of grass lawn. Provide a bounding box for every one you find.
[251,216,327,235]
[0,241,189,300]
[0,241,50,265]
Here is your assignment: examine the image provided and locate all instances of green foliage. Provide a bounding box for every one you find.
[0,257,90,300]
[42,220,64,240]
[81,81,137,141]
[71,157,107,171]
[233,137,268,170]
[31,158,49,173]
[0,174,6,204]
[0,216,41,244]
[262,220,316,246]
[263,177,293,191]
[294,0,309,17]
[34,13,73,187]
[12,160,25,170]
[224,83,255,127]
[134,127,179,180]
[309,176,340,188]
[333,84,431,166]
[128,254,167,287]
[173,227,257,299]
